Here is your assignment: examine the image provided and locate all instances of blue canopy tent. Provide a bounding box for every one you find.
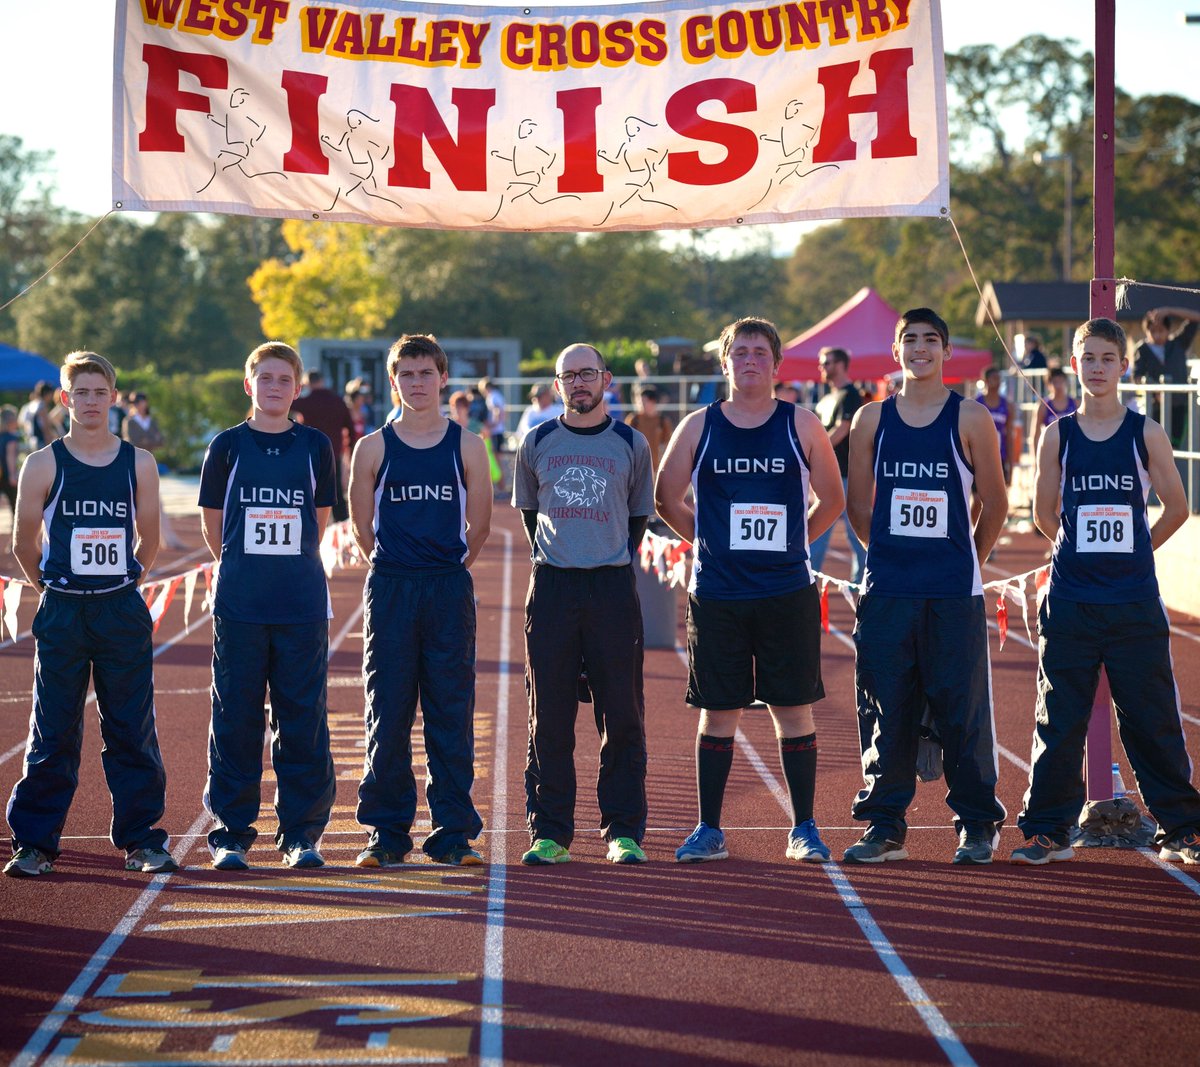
[0,342,59,391]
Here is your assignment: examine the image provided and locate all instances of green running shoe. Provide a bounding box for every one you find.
[606,837,647,864]
[521,839,570,865]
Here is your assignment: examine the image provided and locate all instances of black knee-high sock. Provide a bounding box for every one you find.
[697,734,735,829]
[779,733,817,825]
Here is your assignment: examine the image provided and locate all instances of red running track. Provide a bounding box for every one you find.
[1,507,1198,1066]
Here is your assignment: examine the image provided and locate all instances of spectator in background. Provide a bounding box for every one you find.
[1032,365,1078,456]
[1020,333,1048,370]
[808,347,866,583]
[479,377,507,492]
[0,405,19,552]
[625,386,673,475]
[1132,306,1199,444]
[451,391,503,488]
[344,378,376,438]
[20,382,60,450]
[976,367,1014,487]
[516,381,563,442]
[384,385,401,424]
[291,368,356,522]
[108,391,128,438]
[603,381,624,421]
[774,381,799,404]
[123,392,184,550]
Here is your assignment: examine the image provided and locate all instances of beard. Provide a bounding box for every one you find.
[566,391,602,415]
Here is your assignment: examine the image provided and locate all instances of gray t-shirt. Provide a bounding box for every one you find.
[513,417,653,568]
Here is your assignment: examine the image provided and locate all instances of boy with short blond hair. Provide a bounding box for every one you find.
[5,351,175,878]
[198,342,338,870]
[1013,317,1200,864]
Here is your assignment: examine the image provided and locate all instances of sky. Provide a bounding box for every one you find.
[3,0,1199,255]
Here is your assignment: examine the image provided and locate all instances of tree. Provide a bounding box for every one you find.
[12,215,191,369]
[0,135,65,338]
[249,219,399,344]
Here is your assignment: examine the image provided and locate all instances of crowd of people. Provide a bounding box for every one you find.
[3,307,1199,879]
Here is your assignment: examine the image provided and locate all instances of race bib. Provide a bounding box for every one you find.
[889,488,948,538]
[71,527,127,575]
[244,507,302,555]
[730,502,786,552]
[1076,503,1134,553]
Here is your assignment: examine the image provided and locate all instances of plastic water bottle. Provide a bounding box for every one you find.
[1111,762,1127,800]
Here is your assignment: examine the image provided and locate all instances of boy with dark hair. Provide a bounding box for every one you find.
[199,342,338,871]
[845,308,1008,865]
[348,334,492,867]
[1012,318,1200,864]
[6,352,175,877]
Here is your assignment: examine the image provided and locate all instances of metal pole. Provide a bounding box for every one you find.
[1085,0,1117,802]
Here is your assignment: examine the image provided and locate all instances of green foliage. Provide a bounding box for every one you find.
[0,135,64,338]
[249,220,399,344]
[117,366,248,471]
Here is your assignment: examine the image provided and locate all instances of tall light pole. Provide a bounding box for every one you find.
[1033,150,1074,281]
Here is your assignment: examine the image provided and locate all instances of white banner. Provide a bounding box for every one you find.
[113,0,948,232]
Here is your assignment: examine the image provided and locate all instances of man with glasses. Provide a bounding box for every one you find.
[808,347,866,584]
[513,344,654,866]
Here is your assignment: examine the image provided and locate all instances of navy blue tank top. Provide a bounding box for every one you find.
[863,392,981,598]
[41,439,140,592]
[198,422,335,624]
[690,400,812,600]
[372,420,468,574]
[1050,410,1157,603]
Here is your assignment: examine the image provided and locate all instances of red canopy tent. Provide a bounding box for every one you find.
[776,287,994,384]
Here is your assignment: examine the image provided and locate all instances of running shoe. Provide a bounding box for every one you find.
[125,847,179,873]
[952,828,995,866]
[433,846,485,867]
[282,844,325,869]
[355,845,407,868]
[520,839,570,865]
[843,828,908,864]
[1159,830,1200,865]
[785,819,831,863]
[211,844,250,871]
[1010,834,1074,865]
[4,846,53,878]
[606,837,647,864]
[674,823,728,863]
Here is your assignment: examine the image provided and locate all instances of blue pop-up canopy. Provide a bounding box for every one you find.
[0,342,59,391]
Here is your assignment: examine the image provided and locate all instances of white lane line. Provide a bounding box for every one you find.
[12,810,211,1067]
[1136,848,1200,897]
[480,529,513,1067]
[18,584,367,1066]
[674,644,978,1067]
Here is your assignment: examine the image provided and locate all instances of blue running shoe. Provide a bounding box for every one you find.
[675,822,728,863]
[786,819,831,863]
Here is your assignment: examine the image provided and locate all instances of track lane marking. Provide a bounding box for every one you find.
[480,528,513,1067]
[673,643,979,1067]
[14,587,366,1066]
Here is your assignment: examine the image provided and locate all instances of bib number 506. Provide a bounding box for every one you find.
[80,541,120,567]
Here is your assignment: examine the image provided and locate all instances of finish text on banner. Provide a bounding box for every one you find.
[114,0,948,231]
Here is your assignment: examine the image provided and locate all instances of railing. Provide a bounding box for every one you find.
[451,372,1200,515]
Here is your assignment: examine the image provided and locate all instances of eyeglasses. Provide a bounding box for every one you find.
[556,369,601,385]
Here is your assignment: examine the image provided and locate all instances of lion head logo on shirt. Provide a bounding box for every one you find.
[553,466,607,507]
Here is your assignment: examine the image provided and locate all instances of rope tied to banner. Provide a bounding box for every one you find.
[0,210,115,316]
